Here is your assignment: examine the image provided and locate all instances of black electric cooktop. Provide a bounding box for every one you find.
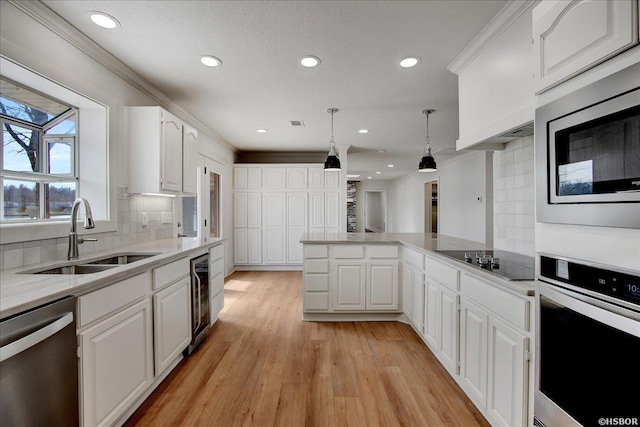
[436,249,535,281]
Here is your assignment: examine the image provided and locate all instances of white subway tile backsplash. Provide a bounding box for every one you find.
[493,136,535,257]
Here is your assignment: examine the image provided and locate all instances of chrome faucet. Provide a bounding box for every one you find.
[67,198,97,260]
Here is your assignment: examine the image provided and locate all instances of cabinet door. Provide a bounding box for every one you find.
[287,228,306,264]
[154,277,191,376]
[264,193,286,264]
[264,193,286,228]
[438,285,459,375]
[532,0,638,93]
[424,278,439,348]
[460,300,488,409]
[487,317,528,427]
[410,269,425,332]
[308,168,324,189]
[233,193,248,227]
[402,264,413,320]
[234,228,248,264]
[286,168,308,188]
[325,192,340,229]
[247,193,262,228]
[287,192,308,228]
[161,111,183,192]
[247,167,262,188]
[325,171,340,188]
[264,228,285,263]
[309,192,325,229]
[248,228,262,264]
[182,125,198,194]
[333,262,366,311]
[263,168,286,189]
[234,167,248,189]
[80,299,153,427]
[366,261,398,310]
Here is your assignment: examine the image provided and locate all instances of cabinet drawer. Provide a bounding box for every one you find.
[333,245,364,259]
[305,274,329,292]
[368,245,399,259]
[305,259,329,274]
[305,292,329,310]
[78,272,151,328]
[461,273,529,331]
[209,244,224,261]
[403,247,424,270]
[305,245,328,259]
[153,257,189,290]
[210,258,224,278]
[426,256,459,291]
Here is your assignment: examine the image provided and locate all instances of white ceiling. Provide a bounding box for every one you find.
[42,0,506,181]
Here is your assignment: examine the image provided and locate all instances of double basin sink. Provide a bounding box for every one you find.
[21,253,160,275]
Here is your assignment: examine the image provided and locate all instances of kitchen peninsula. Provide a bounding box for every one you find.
[301,232,536,426]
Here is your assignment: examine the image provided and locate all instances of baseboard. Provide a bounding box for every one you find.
[234,265,303,271]
[302,312,404,322]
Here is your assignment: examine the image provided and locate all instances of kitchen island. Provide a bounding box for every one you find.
[301,232,535,427]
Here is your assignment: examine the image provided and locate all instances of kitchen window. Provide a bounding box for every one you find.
[0,77,78,222]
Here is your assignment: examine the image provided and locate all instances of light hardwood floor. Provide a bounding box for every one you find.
[125,271,489,427]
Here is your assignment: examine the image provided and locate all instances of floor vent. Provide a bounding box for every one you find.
[533,416,546,427]
[290,120,305,127]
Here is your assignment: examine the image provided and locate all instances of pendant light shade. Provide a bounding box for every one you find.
[324,108,341,171]
[418,109,437,172]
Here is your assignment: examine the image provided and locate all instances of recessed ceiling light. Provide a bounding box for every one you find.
[300,56,321,68]
[388,164,394,168]
[400,57,420,68]
[376,171,381,174]
[200,55,222,67]
[256,129,268,133]
[378,149,386,153]
[367,176,372,179]
[347,174,360,178]
[89,11,120,29]
[358,129,369,134]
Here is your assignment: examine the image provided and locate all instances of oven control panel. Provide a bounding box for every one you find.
[540,256,640,305]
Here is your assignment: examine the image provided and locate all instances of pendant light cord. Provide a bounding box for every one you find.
[330,109,335,147]
[423,108,434,155]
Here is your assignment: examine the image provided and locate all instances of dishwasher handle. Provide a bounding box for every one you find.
[0,312,73,363]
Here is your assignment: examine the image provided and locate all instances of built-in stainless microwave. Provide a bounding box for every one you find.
[535,62,640,229]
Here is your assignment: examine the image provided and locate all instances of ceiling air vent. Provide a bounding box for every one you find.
[290,120,305,127]
[500,124,534,138]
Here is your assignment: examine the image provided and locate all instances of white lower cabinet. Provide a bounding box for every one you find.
[333,261,366,310]
[438,285,459,375]
[410,268,425,331]
[460,299,489,408]
[402,264,413,321]
[424,278,439,348]
[153,277,191,376]
[366,261,398,310]
[79,299,153,427]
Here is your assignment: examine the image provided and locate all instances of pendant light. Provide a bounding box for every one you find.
[324,108,341,171]
[418,109,437,172]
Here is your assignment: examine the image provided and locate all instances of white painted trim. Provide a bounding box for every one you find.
[8,0,236,154]
[447,0,539,74]
[302,312,403,322]
[234,265,303,271]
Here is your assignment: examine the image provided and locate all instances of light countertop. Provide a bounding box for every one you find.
[300,232,536,297]
[0,237,225,320]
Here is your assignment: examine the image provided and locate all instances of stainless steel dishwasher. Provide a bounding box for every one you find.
[0,296,79,426]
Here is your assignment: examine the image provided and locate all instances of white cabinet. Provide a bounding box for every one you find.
[209,244,225,324]
[182,125,198,194]
[234,192,261,228]
[324,192,340,230]
[438,285,459,375]
[234,167,262,189]
[234,228,248,264]
[263,168,286,189]
[153,277,191,376]
[402,264,413,321]
[286,168,307,188]
[264,192,286,264]
[424,277,439,348]
[460,299,489,408]
[410,268,425,331]
[287,192,307,263]
[532,0,639,93]
[79,299,153,427]
[333,261,366,311]
[308,168,324,188]
[447,2,536,150]
[366,261,399,310]
[127,106,196,195]
[309,192,325,229]
[234,191,261,265]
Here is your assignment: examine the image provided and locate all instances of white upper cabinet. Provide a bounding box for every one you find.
[182,125,198,194]
[127,106,196,195]
[286,168,308,189]
[447,2,537,150]
[308,168,324,189]
[324,171,340,189]
[533,0,639,94]
[234,167,248,189]
[263,168,286,189]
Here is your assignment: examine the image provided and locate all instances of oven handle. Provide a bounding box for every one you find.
[539,283,640,338]
[0,312,73,363]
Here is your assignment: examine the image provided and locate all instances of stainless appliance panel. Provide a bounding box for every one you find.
[535,62,640,228]
[0,297,79,426]
[185,253,210,355]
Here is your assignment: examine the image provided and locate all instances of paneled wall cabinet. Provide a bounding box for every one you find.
[233,165,340,268]
[303,244,399,313]
[127,106,198,195]
[532,0,639,94]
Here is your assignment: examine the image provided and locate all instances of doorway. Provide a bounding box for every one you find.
[364,190,387,233]
[424,180,438,233]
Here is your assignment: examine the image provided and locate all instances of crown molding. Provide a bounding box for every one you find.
[7,0,237,153]
[447,0,540,75]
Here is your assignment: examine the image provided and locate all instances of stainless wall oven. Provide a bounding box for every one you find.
[535,255,640,427]
[535,62,640,229]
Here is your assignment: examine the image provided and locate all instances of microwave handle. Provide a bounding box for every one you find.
[191,271,201,333]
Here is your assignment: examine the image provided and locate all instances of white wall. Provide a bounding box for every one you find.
[365,192,385,232]
[0,1,235,272]
[389,151,492,244]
